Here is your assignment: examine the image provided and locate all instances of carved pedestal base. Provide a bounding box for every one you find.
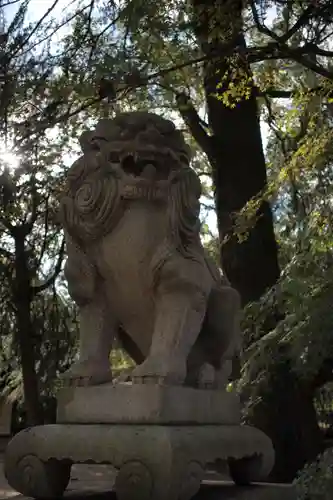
[5,423,274,500]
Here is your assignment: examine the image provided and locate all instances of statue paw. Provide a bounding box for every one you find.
[59,360,112,387]
[130,355,187,386]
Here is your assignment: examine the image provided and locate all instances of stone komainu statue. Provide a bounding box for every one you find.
[59,111,241,388]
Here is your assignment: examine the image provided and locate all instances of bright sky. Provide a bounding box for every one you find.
[5,0,71,23]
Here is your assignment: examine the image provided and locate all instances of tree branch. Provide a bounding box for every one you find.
[250,0,333,79]
[250,0,281,42]
[31,237,65,296]
[34,197,50,273]
[19,4,94,57]
[283,49,333,81]
[176,93,214,159]
[262,85,333,99]
[11,0,60,56]
[279,5,315,43]
[13,38,333,144]
[23,179,39,235]
[2,0,21,6]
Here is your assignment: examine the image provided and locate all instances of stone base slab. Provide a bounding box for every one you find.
[56,383,240,425]
[5,423,274,500]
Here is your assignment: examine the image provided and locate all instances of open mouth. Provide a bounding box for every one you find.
[121,155,154,177]
[110,152,168,181]
[90,134,189,179]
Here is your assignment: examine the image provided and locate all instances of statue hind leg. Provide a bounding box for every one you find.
[207,284,241,388]
[130,254,211,385]
[186,284,241,389]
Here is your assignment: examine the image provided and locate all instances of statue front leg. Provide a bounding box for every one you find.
[61,238,115,386]
[61,290,115,386]
[131,254,211,385]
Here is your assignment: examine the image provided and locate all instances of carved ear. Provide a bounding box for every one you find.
[168,167,202,256]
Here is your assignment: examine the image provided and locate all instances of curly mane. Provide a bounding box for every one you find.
[59,151,123,243]
[168,166,202,258]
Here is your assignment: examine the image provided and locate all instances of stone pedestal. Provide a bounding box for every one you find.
[56,383,241,424]
[4,386,275,500]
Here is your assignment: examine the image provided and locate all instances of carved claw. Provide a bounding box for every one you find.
[59,360,113,387]
[130,355,187,386]
[113,368,133,384]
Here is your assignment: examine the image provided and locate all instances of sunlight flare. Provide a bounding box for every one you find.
[0,146,20,171]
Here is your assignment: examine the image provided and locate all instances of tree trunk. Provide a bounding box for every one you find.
[14,235,44,427]
[192,0,279,305]
[246,355,324,482]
